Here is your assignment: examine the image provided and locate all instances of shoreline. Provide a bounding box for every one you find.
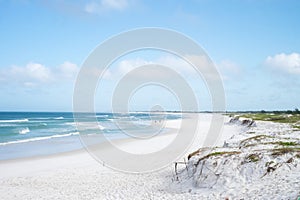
[0,111,186,161]
[0,113,246,199]
[0,116,183,163]
[0,113,227,172]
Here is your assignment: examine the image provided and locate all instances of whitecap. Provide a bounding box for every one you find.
[0,132,79,146]
[0,119,29,123]
[19,127,30,134]
[98,124,105,130]
[96,115,109,118]
[65,122,76,126]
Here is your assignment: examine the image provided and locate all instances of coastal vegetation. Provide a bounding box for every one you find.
[233,108,300,124]
[177,111,300,198]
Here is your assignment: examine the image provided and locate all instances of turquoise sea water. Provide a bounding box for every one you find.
[0,112,181,160]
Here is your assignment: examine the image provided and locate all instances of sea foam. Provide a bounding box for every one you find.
[0,119,29,123]
[0,132,80,146]
[19,127,30,134]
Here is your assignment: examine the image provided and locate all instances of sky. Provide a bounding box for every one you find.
[0,0,300,112]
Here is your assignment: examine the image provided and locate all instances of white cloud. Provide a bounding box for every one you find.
[217,60,241,81]
[58,61,79,79]
[117,58,152,75]
[156,56,194,75]
[85,2,99,13]
[23,82,36,88]
[85,0,128,14]
[0,61,79,87]
[107,55,226,82]
[265,53,300,75]
[111,58,170,80]
[110,56,189,80]
[102,0,128,10]
[184,55,215,75]
[8,62,52,83]
[81,66,112,79]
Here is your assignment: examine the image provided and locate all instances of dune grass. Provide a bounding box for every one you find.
[277,141,298,146]
[238,113,300,124]
[271,148,300,156]
[245,153,260,162]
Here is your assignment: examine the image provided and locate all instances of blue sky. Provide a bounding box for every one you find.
[0,0,300,112]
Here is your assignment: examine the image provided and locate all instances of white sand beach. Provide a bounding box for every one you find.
[0,113,299,199]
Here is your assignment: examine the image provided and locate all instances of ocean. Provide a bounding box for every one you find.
[0,112,181,160]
